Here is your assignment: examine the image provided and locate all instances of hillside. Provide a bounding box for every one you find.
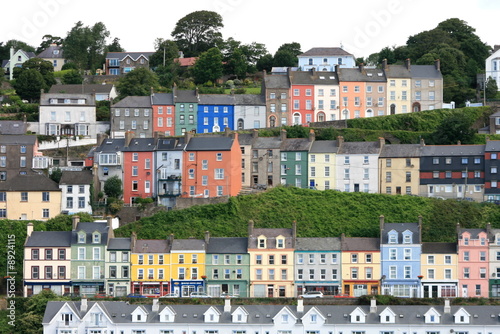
[115,187,500,242]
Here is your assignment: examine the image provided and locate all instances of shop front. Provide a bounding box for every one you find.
[170,280,204,297]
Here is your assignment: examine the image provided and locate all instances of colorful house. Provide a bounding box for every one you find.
[379,143,422,195]
[420,242,458,298]
[110,96,152,138]
[308,139,338,190]
[122,136,155,205]
[174,89,199,136]
[279,130,314,188]
[298,47,356,70]
[487,223,500,297]
[197,94,235,133]
[383,59,412,115]
[154,137,185,209]
[151,92,175,136]
[290,71,316,125]
[234,94,266,130]
[262,72,291,127]
[105,235,131,297]
[457,226,489,297]
[169,236,206,297]
[484,140,500,201]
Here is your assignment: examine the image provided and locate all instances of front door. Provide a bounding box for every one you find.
[462,285,468,297]
[267,285,274,297]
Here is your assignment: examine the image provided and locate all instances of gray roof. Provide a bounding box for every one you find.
[411,65,442,79]
[384,64,412,78]
[39,93,96,106]
[151,93,174,105]
[156,137,186,151]
[233,94,266,105]
[174,89,199,103]
[72,221,109,245]
[253,137,282,149]
[206,237,248,254]
[37,45,64,59]
[106,52,154,60]
[337,141,382,155]
[281,138,313,152]
[25,231,72,247]
[112,96,151,108]
[296,237,341,251]
[381,222,421,244]
[122,138,156,152]
[0,174,60,191]
[185,136,234,151]
[237,133,254,146]
[96,138,125,153]
[199,94,235,105]
[133,239,169,253]
[338,68,386,82]
[0,121,27,135]
[485,140,500,152]
[459,228,486,239]
[310,140,338,153]
[263,75,290,89]
[59,170,93,185]
[49,84,114,95]
[421,145,485,156]
[290,71,339,85]
[379,144,422,158]
[299,47,353,57]
[171,239,205,251]
[108,237,131,250]
[342,237,380,251]
[422,242,457,254]
[0,134,36,145]
[248,228,294,249]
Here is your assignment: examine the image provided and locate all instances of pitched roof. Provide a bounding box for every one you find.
[0,174,60,191]
[36,45,64,59]
[299,47,353,57]
[174,57,197,67]
[381,222,421,244]
[112,96,151,108]
[422,242,457,254]
[290,71,339,85]
[156,137,186,151]
[108,237,131,250]
[341,237,380,251]
[237,133,254,146]
[384,64,412,78]
[338,68,386,82]
[296,237,341,251]
[263,75,290,89]
[0,121,27,135]
[72,222,109,244]
[25,231,72,247]
[199,94,235,105]
[411,65,442,78]
[174,89,199,103]
[0,134,36,145]
[379,144,422,158]
[233,94,266,105]
[49,84,115,95]
[421,145,485,156]
[122,138,156,152]
[170,239,206,251]
[459,228,486,239]
[206,237,248,253]
[485,140,500,152]
[248,227,294,249]
[106,52,154,61]
[253,136,282,149]
[39,93,96,106]
[185,136,234,151]
[59,170,93,185]
[310,140,338,153]
[337,141,382,155]
[133,239,169,253]
[281,138,313,152]
[151,93,174,105]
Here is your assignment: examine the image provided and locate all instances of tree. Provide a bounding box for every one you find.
[276,42,302,57]
[61,69,83,84]
[430,112,476,145]
[63,21,110,71]
[273,49,296,67]
[116,68,159,99]
[171,10,224,57]
[256,54,273,72]
[36,34,63,54]
[192,47,223,84]
[104,175,122,199]
[15,57,56,88]
[49,168,62,183]
[149,39,180,69]
[0,39,35,61]
[107,37,125,52]
[485,76,498,100]
[12,69,46,102]
[224,47,247,78]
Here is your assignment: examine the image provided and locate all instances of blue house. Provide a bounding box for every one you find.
[380,216,422,297]
[197,95,235,134]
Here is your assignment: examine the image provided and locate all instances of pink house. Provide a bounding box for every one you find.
[457,225,489,297]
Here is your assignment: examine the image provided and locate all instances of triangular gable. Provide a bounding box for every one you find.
[231,306,249,323]
[131,305,149,322]
[47,302,82,325]
[81,302,114,324]
[379,306,396,323]
[159,305,176,322]
[424,307,441,323]
[453,307,471,323]
[204,306,221,322]
[273,306,297,324]
[350,307,367,323]
[302,306,326,325]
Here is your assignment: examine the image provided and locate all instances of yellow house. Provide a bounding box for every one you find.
[248,221,295,297]
[379,144,422,196]
[341,235,381,297]
[0,174,61,220]
[384,60,412,115]
[420,242,459,298]
[169,236,206,297]
[130,234,171,297]
[309,141,338,190]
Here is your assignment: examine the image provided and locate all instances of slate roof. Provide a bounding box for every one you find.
[263,75,290,89]
[459,228,486,239]
[39,93,96,106]
[379,144,422,158]
[421,145,485,156]
[174,89,199,103]
[422,242,457,254]
[237,133,254,146]
[0,134,36,145]
[108,237,131,250]
[151,92,174,105]
[296,237,341,251]
[252,137,282,149]
[290,71,339,85]
[96,138,125,153]
[37,45,64,59]
[233,94,266,105]
[337,141,382,155]
[384,64,412,78]
[485,140,500,152]
[133,239,169,253]
[122,138,156,152]
[59,170,93,185]
[338,68,386,82]
[156,137,186,151]
[199,94,235,105]
[112,96,151,108]
[72,222,109,245]
[25,231,72,247]
[185,136,234,151]
[411,65,442,78]
[49,84,115,95]
[381,222,421,244]
[299,47,353,57]
[309,140,338,153]
[341,237,380,251]
[281,138,313,152]
[0,121,27,135]
[106,52,154,61]
[170,239,206,251]
[206,237,248,254]
[248,228,294,249]
[0,174,60,191]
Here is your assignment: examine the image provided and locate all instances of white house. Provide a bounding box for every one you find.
[485,45,500,91]
[1,47,35,80]
[298,47,356,71]
[59,170,93,215]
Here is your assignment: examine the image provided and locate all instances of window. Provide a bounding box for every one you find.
[389,248,397,260]
[42,192,50,202]
[463,267,470,278]
[256,255,262,264]
[464,251,469,261]
[215,169,224,179]
[43,209,50,218]
[351,254,358,263]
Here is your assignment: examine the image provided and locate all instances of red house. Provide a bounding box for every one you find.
[152,93,175,137]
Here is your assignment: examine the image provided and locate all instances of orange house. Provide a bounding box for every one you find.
[182,132,242,198]
[152,93,175,137]
[122,137,156,204]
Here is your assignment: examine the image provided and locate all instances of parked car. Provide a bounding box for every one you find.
[127,293,147,298]
[299,291,324,298]
[162,292,179,298]
[220,292,239,298]
[190,291,211,298]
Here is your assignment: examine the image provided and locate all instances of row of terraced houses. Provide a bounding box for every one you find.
[24,215,500,299]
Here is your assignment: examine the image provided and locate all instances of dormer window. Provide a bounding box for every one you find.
[389,233,397,244]
[93,232,100,243]
[464,237,469,245]
[281,314,288,323]
[78,232,86,243]
[258,237,266,249]
[403,234,411,244]
[276,237,284,249]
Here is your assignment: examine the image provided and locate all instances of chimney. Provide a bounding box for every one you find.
[310,67,315,75]
[131,231,137,250]
[184,131,193,144]
[337,136,344,146]
[96,133,107,147]
[487,222,492,235]
[382,59,388,70]
[420,138,425,146]
[457,140,461,146]
[150,87,154,97]
[224,127,231,137]
[107,216,115,240]
[152,298,159,312]
[434,59,441,72]
[252,128,259,139]
[169,233,174,245]
[10,47,14,59]
[370,297,377,313]
[292,221,297,247]
[204,231,210,245]
[358,63,364,73]
[379,137,385,148]
[224,297,231,313]
[456,223,461,239]
[80,298,88,312]
[124,131,134,147]
[248,220,254,237]
[379,215,385,232]
[72,215,80,230]
[444,299,451,314]
[280,129,287,142]
[405,58,411,70]
[297,298,304,313]
[309,129,315,142]
[418,215,423,243]
[27,222,34,237]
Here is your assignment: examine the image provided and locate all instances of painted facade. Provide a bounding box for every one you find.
[379,143,422,195]
[308,140,338,190]
[151,93,175,136]
[420,242,459,298]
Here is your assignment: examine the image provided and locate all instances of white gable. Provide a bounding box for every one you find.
[159,306,176,322]
[454,307,471,324]
[302,306,326,325]
[81,303,113,326]
[204,306,221,323]
[424,307,441,324]
[379,307,397,323]
[231,306,249,323]
[131,305,149,322]
[48,302,81,325]
[350,307,367,323]
[273,306,297,324]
